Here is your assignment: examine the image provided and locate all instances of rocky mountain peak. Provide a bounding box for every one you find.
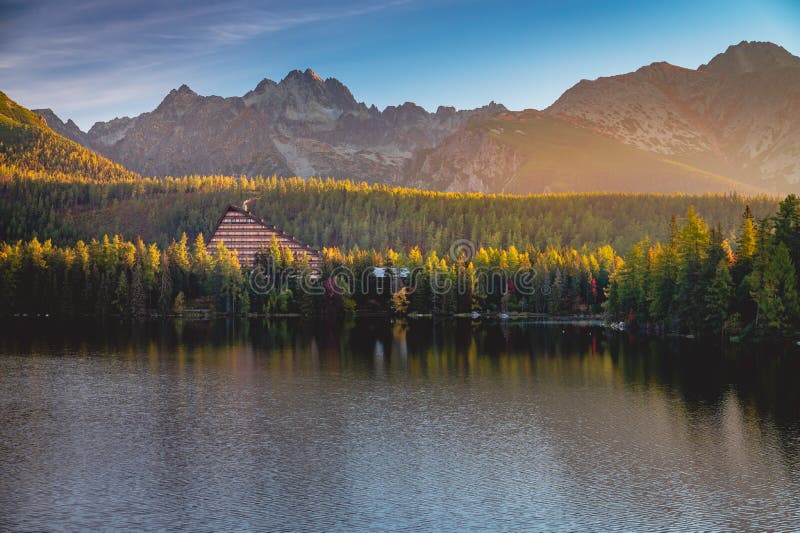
[322,77,355,102]
[156,84,200,114]
[270,68,359,117]
[475,101,508,114]
[243,77,279,107]
[305,68,323,82]
[32,107,58,124]
[32,108,90,146]
[629,61,697,84]
[436,105,456,116]
[245,71,355,111]
[162,84,198,101]
[23,43,800,194]
[637,61,686,72]
[282,68,324,86]
[699,40,800,76]
[252,77,278,93]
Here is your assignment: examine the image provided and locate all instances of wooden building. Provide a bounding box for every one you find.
[207,205,321,270]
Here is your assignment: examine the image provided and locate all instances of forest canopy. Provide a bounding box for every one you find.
[0,172,779,254]
[606,195,800,340]
[2,88,797,340]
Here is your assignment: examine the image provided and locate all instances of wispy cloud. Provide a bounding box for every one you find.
[0,0,412,128]
[206,0,411,44]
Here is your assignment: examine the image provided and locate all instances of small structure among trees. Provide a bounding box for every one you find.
[207,205,320,270]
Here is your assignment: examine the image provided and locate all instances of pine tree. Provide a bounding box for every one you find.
[113,270,129,316]
[704,260,732,336]
[191,233,212,297]
[158,251,173,315]
[648,243,678,327]
[769,242,800,327]
[743,229,798,337]
[130,265,146,318]
[736,206,757,263]
[60,263,74,317]
[211,241,242,314]
[609,238,649,323]
[675,206,710,333]
[408,269,430,314]
[549,269,564,314]
[95,271,111,317]
[168,232,191,295]
[773,194,800,278]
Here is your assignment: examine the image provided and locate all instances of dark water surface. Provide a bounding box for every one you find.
[1,319,799,531]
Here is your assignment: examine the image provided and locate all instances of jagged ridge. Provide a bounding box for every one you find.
[57,69,507,181]
[31,41,800,194]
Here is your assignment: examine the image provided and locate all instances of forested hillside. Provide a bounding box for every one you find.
[0,90,782,255]
[0,173,779,253]
[244,179,778,252]
[8,192,800,339]
[2,84,796,335]
[608,195,800,340]
[0,91,138,182]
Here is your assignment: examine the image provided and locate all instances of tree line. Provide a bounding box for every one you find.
[607,195,800,340]
[1,172,779,253]
[0,232,620,319]
[0,89,137,184]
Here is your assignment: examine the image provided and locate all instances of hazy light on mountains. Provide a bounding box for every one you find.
[1,0,798,129]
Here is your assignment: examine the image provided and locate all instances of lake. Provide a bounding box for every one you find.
[1,318,799,531]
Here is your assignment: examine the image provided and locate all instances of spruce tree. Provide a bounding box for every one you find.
[769,242,800,328]
[113,270,129,316]
[130,265,146,318]
[675,206,710,333]
[704,260,733,337]
[158,252,173,315]
[648,243,678,328]
[773,194,800,279]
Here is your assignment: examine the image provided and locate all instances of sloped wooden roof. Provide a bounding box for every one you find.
[208,204,320,267]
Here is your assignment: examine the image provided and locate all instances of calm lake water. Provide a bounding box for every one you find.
[1,318,799,531]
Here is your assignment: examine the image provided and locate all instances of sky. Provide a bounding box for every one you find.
[1,0,799,130]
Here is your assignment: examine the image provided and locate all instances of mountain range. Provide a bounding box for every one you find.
[26,41,800,194]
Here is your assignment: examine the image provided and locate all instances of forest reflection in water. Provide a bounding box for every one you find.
[1,318,799,531]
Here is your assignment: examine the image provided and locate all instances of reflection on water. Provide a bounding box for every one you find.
[0,319,799,531]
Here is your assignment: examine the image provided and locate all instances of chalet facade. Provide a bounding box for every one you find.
[207,205,321,270]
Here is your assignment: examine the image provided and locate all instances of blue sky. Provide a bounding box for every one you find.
[1,0,798,130]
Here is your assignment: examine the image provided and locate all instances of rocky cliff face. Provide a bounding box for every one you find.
[33,42,800,194]
[408,41,800,193]
[32,108,92,147]
[405,121,522,193]
[545,41,800,189]
[406,110,770,195]
[67,69,506,181]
